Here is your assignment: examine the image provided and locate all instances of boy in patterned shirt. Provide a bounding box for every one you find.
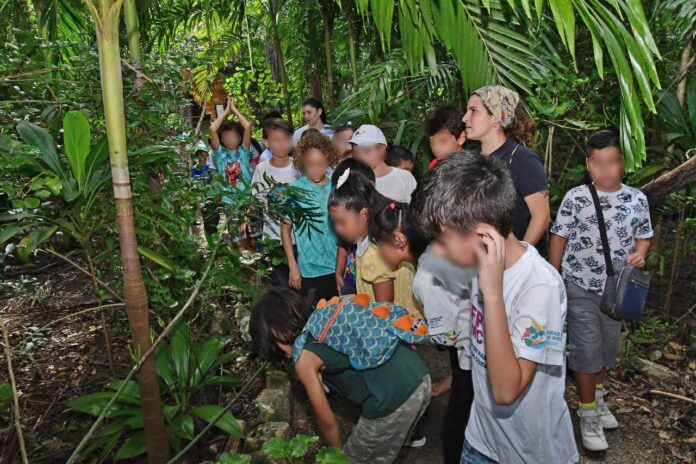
[549,128,653,452]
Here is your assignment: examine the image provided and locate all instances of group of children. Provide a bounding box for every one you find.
[194,85,653,463]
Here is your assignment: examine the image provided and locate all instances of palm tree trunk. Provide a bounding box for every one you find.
[320,1,335,112]
[123,0,142,62]
[268,0,293,126]
[345,0,358,86]
[85,1,169,462]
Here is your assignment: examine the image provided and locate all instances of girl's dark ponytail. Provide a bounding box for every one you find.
[370,201,428,258]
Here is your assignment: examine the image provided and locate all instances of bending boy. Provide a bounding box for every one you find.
[250,288,431,464]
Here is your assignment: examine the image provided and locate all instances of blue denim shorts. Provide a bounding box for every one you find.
[461,440,497,464]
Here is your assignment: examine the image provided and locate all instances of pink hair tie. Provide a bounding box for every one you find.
[389,202,396,210]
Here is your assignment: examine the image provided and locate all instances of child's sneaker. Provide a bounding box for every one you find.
[577,407,609,451]
[404,434,427,448]
[596,389,619,429]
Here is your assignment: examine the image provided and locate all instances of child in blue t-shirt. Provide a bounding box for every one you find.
[209,97,255,250]
[191,141,212,183]
[280,130,340,303]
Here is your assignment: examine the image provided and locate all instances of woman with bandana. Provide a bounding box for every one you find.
[463,85,550,248]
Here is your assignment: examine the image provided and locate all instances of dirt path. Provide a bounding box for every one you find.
[292,345,679,463]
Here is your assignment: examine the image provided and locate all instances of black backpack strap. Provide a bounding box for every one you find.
[587,183,614,277]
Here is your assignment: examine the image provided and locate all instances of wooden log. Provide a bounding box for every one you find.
[640,156,696,205]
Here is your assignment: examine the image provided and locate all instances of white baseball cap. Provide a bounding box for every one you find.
[349,124,387,146]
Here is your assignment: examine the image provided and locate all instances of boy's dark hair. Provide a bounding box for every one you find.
[334,124,355,135]
[412,151,516,237]
[217,120,244,146]
[250,287,312,362]
[263,118,293,139]
[262,110,282,121]
[331,158,375,185]
[585,128,621,157]
[370,202,429,258]
[423,104,465,138]
[329,168,389,213]
[303,97,327,123]
[386,145,416,167]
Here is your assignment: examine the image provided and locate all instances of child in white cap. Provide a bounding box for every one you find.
[350,124,417,203]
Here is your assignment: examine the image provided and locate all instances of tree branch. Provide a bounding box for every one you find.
[640,156,696,205]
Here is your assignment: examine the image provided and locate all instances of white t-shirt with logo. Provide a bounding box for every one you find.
[550,183,653,293]
[251,158,300,241]
[466,245,578,463]
[375,167,417,204]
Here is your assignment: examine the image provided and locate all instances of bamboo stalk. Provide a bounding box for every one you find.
[1,317,29,464]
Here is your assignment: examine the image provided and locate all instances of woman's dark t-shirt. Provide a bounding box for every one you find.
[490,137,548,240]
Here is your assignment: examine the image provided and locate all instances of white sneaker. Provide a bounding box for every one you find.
[578,407,609,451]
[596,390,619,429]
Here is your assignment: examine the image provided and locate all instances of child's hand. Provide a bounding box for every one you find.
[474,226,505,299]
[226,97,236,113]
[626,252,646,268]
[335,272,345,294]
[289,265,302,290]
[238,221,249,236]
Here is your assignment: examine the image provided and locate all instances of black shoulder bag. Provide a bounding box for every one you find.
[588,183,650,320]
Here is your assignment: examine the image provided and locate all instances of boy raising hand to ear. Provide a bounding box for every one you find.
[412,152,578,463]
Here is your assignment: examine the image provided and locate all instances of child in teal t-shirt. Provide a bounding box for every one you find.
[209,97,257,250]
[280,130,340,303]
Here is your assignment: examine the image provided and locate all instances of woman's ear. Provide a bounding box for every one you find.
[359,207,370,220]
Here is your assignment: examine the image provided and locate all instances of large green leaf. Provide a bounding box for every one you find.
[170,414,194,440]
[17,226,58,261]
[192,405,243,437]
[138,245,177,271]
[170,324,190,393]
[191,336,231,387]
[114,430,147,460]
[16,121,68,180]
[63,111,90,188]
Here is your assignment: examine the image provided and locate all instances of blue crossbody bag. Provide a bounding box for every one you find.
[588,183,651,321]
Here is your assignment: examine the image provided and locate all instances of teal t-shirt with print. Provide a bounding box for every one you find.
[289,176,337,278]
[212,145,252,203]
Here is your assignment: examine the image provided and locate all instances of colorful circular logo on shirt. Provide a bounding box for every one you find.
[522,322,547,350]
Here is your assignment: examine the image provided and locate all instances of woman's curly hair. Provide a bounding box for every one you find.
[294,129,340,171]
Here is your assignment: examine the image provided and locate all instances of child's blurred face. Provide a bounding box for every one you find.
[332,130,355,159]
[376,234,410,269]
[303,105,322,126]
[431,227,480,267]
[264,128,293,158]
[586,146,624,190]
[353,144,386,169]
[221,129,241,150]
[303,148,330,183]
[329,205,369,243]
[429,129,466,160]
[397,159,415,172]
[463,95,498,141]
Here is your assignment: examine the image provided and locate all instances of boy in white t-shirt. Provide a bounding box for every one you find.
[413,152,578,463]
[350,124,417,203]
[251,118,300,242]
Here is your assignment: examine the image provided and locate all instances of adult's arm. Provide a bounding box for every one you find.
[547,234,567,271]
[522,190,551,245]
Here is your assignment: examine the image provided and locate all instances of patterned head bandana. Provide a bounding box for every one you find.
[473,85,520,128]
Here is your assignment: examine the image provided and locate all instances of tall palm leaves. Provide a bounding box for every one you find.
[358,0,661,169]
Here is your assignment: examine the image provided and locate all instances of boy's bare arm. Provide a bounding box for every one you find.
[476,226,538,405]
[627,238,651,268]
[228,97,252,149]
[281,220,301,290]
[547,234,567,271]
[295,351,342,448]
[522,191,551,246]
[209,100,232,151]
